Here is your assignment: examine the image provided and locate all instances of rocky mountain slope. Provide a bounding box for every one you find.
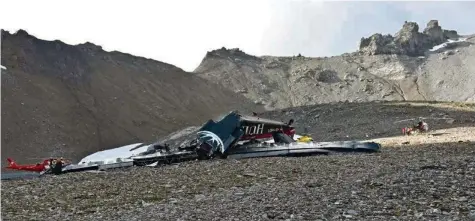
[194,20,475,110]
[1,30,263,164]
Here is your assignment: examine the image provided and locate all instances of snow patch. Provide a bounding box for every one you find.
[0,65,6,70]
[429,38,467,52]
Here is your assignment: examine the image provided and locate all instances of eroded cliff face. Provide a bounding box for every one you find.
[358,20,460,56]
[194,20,475,110]
[1,30,263,163]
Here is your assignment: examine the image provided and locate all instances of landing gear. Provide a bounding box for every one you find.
[196,142,214,160]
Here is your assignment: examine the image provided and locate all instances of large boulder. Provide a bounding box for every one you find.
[423,20,445,45]
[359,34,398,55]
[443,29,459,40]
[394,21,431,56]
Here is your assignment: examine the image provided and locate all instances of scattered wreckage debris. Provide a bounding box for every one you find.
[4,111,381,178]
[133,150,198,167]
[296,135,313,143]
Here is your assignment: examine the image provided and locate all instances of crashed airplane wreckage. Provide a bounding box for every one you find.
[182,111,380,160]
[9,111,381,175]
[129,111,379,167]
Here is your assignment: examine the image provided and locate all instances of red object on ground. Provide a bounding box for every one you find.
[5,158,50,173]
[240,128,296,141]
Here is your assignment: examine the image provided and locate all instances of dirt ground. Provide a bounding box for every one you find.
[367,126,475,146]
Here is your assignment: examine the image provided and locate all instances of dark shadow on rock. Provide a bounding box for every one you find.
[431,132,451,137]
[317,70,341,83]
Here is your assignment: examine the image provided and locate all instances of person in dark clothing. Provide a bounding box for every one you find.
[52,159,63,175]
[416,121,429,132]
[287,119,294,126]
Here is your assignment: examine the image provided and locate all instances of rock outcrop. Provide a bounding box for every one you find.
[359,20,460,56]
[423,20,445,44]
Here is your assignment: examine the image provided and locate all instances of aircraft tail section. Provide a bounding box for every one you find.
[6,158,16,167]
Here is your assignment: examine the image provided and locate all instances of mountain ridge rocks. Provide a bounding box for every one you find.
[359,20,461,56]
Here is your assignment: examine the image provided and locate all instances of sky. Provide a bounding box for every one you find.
[1,0,475,72]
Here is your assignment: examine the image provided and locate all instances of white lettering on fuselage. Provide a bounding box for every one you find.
[242,124,287,135]
[243,124,265,135]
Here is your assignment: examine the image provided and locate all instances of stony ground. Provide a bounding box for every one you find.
[2,101,474,220]
[1,102,475,220]
[2,137,474,221]
[3,101,474,220]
